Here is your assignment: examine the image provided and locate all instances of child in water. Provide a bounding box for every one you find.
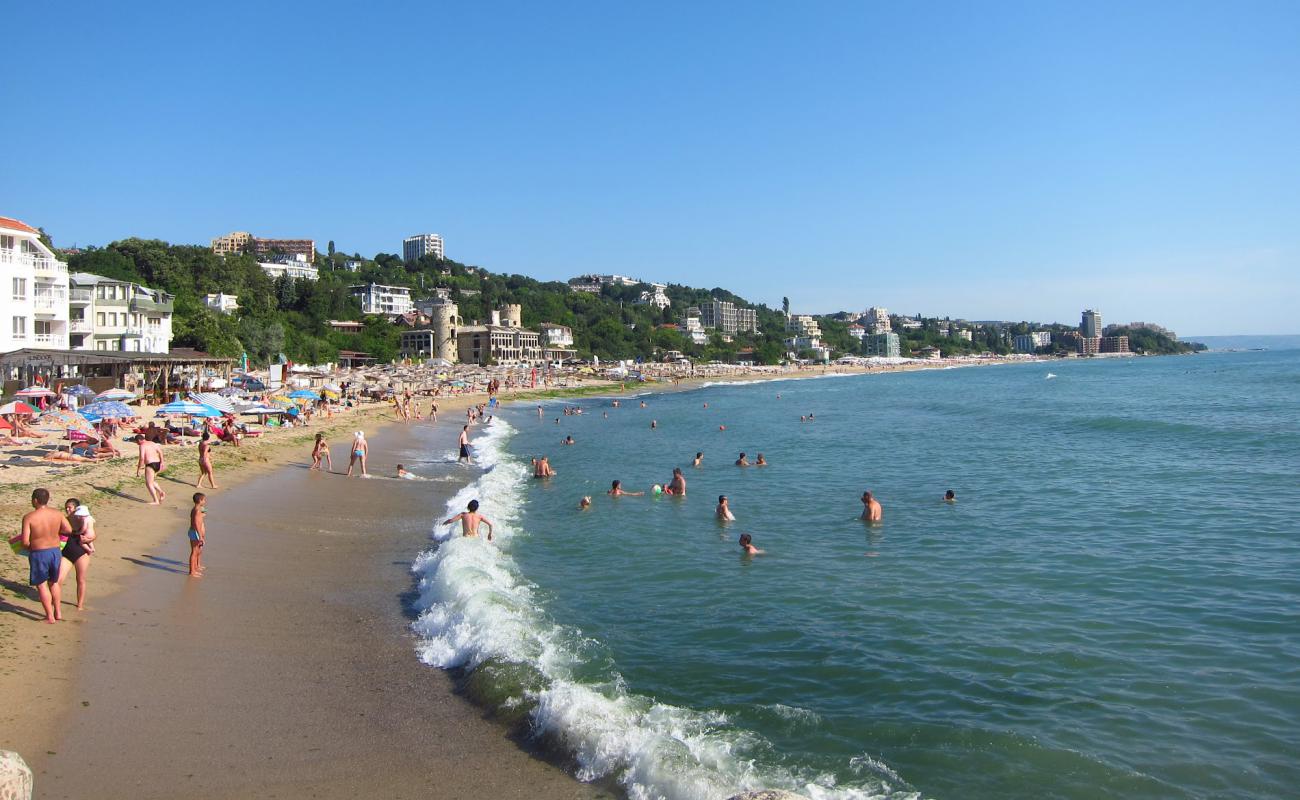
[738,533,763,555]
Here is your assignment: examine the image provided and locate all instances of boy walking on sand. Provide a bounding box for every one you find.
[188,493,207,577]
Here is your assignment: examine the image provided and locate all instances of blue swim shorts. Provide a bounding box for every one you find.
[187,528,201,542]
[29,547,62,586]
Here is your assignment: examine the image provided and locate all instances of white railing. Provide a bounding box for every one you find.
[34,291,67,310]
[69,319,93,333]
[34,333,67,347]
[69,289,93,303]
[25,254,67,274]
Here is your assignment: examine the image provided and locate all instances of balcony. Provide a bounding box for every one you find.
[69,319,93,333]
[123,327,145,337]
[26,254,67,274]
[69,289,93,304]
[34,291,67,310]
[34,333,67,348]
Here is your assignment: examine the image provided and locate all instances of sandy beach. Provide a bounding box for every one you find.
[0,358,1029,798]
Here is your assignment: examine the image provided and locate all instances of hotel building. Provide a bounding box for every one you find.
[350,283,413,317]
[1,216,70,351]
[403,233,445,262]
[69,272,174,353]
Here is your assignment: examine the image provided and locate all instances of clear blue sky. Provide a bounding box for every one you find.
[6,1,1298,335]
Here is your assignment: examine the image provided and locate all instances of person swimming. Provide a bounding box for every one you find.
[534,456,556,478]
[396,464,421,480]
[735,452,749,466]
[692,451,703,467]
[739,533,763,555]
[562,435,575,445]
[608,480,643,497]
[944,489,956,503]
[755,453,767,466]
[579,496,592,510]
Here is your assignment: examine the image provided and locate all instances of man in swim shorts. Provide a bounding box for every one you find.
[861,490,882,522]
[458,425,473,465]
[21,488,72,623]
[716,495,735,521]
[188,492,207,577]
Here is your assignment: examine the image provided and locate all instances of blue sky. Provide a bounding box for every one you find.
[6,1,1298,334]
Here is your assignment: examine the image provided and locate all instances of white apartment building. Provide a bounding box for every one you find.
[1,216,69,352]
[698,299,758,334]
[539,323,575,348]
[205,293,240,314]
[259,254,319,281]
[567,274,644,293]
[403,233,445,262]
[848,323,866,340]
[1081,309,1103,338]
[863,307,890,334]
[350,283,413,316]
[69,273,174,353]
[1014,331,1052,353]
[786,314,822,338]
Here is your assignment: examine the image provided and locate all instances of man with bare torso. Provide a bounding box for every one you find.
[443,499,493,541]
[21,488,72,623]
[861,490,883,522]
[135,434,167,505]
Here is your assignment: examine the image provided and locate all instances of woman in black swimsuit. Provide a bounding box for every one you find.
[59,497,96,611]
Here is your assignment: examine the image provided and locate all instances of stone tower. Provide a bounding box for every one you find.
[500,303,522,328]
[431,301,459,362]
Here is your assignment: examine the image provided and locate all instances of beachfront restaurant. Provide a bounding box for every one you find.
[0,347,236,401]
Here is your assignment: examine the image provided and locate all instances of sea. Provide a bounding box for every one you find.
[410,349,1299,800]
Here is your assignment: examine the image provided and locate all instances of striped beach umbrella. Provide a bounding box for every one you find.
[216,387,246,397]
[36,409,97,436]
[0,400,37,416]
[156,400,223,417]
[188,392,237,414]
[78,401,137,422]
[95,387,137,401]
[16,386,57,398]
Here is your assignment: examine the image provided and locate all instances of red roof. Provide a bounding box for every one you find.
[0,216,38,234]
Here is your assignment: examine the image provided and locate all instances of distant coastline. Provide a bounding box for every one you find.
[1185,334,1300,351]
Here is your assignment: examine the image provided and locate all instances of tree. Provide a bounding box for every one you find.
[328,240,335,257]
[782,296,790,317]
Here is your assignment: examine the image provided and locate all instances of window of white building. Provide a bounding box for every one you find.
[12,277,26,300]
[12,316,27,338]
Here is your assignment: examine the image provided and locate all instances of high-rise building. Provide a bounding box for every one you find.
[211,231,252,256]
[1013,331,1052,353]
[699,299,757,334]
[211,231,315,263]
[403,233,445,262]
[863,307,891,334]
[1081,309,1102,338]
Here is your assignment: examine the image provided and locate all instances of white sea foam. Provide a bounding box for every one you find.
[410,417,918,800]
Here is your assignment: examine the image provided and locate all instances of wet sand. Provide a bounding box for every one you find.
[27,422,607,799]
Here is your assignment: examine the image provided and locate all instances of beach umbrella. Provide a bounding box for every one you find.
[156,400,222,417]
[0,400,37,416]
[188,392,237,414]
[0,417,11,431]
[239,405,284,415]
[288,389,320,400]
[36,409,97,436]
[322,383,341,393]
[78,401,136,422]
[62,385,96,397]
[95,387,137,401]
[15,386,56,398]
[216,387,246,397]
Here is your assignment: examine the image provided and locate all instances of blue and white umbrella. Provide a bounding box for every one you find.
[156,400,223,418]
[62,385,96,397]
[217,387,246,397]
[239,405,285,415]
[78,401,137,421]
[287,389,320,400]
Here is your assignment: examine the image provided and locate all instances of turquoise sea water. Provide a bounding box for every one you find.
[412,351,1299,800]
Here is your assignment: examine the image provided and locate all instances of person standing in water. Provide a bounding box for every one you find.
[861,490,882,522]
[667,468,686,496]
[458,425,473,465]
[443,499,494,541]
[735,452,750,466]
[738,533,764,555]
[692,452,703,467]
[608,480,643,496]
[346,431,369,477]
[310,432,333,472]
[716,495,735,521]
